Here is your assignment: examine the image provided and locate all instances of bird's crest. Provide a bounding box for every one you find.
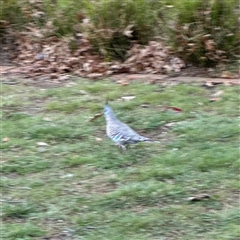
[105,97,109,105]
[103,100,113,115]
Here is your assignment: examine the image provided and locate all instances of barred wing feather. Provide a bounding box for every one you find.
[104,103,153,149]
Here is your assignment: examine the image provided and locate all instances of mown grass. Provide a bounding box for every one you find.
[1,78,240,239]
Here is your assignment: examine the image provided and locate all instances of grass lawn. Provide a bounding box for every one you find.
[1,77,240,240]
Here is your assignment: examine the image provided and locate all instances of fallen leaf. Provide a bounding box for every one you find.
[0,20,9,28]
[37,142,49,146]
[89,113,103,122]
[204,39,216,50]
[211,81,224,85]
[87,73,103,79]
[11,25,185,78]
[223,81,232,86]
[141,104,150,108]
[187,194,210,201]
[209,97,221,102]
[83,63,91,72]
[228,80,240,86]
[58,75,70,81]
[212,90,223,97]
[203,81,223,88]
[43,117,52,121]
[121,96,136,101]
[50,73,58,79]
[65,82,77,87]
[123,24,134,38]
[2,137,9,142]
[203,82,214,87]
[116,80,129,86]
[79,90,88,95]
[164,122,175,128]
[220,71,236,79]
[95,137,103,142]
[165,106,183,112]
[61,173,74,178]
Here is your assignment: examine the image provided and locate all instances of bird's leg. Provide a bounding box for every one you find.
[114,143,126,151]
[115,143,122,149]
[120,144,127,151]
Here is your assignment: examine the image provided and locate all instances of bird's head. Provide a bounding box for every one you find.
[103,103,112,115]
[104,96,118,119]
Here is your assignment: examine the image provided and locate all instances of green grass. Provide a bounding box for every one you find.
[2,78,240,239]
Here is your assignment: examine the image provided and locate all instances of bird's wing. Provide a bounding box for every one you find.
[114,120,149,142]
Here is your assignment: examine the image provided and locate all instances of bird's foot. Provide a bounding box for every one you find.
[115,143,126,150]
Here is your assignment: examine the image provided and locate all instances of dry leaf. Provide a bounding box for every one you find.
[228,80,240,86]
[220,71,236,79]
[0,20,9,28]
[211,81,224,85]
[203,82,214,87]
[209,97,221,102]
[203,81,223,88]
[83,63,91,72]
[123,24,134,38]
[187,194,210,201]
[116,80,129,86]
[212,90,223,97]
[95,137,103,142]
[87,73,103,79]
[10,21,184,79]
[141,104,150,108]
[58,75,70,81]
[43,117,52,121]
[164,122,175,128]
[89,113,103,122]
[204,39,215,50]
[165,106,183,112]
[223,82,231,86]
[79,90,88,95]
[121,96,136,101]
[37,142,49,146]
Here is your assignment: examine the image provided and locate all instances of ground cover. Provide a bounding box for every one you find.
[1,77,239,239]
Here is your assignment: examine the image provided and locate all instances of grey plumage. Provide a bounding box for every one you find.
[103,103,153,149]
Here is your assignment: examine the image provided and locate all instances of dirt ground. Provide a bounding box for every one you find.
[1,63,239,90]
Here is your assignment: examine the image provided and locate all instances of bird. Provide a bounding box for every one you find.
[103,103,154,150]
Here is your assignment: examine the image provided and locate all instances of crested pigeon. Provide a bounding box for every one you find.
[103,103,153,149]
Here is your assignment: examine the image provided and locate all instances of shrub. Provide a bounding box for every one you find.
[0,0,26,36]
[0,0,24,25]
[82,0,166,60]
[43,0,86,37]
[171,0,239,66]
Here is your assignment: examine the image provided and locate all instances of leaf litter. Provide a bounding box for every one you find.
[5,23,185,81]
